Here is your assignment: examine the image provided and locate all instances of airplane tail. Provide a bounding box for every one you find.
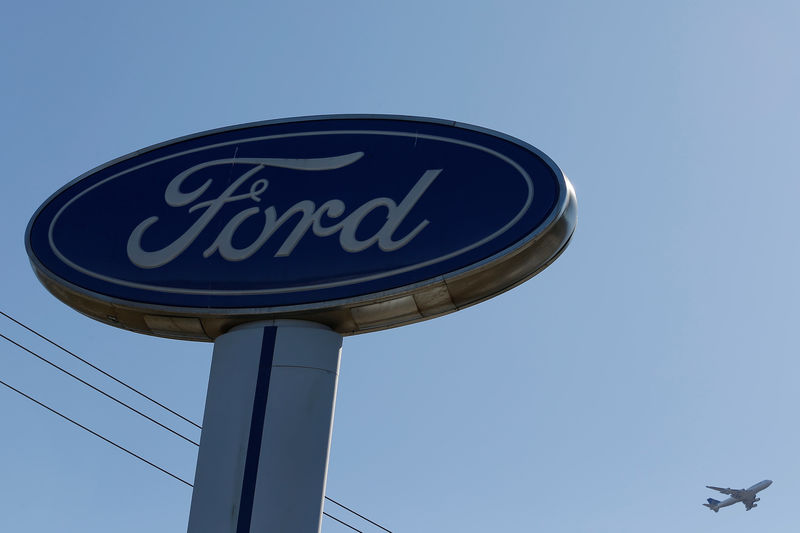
[703,498,720,513]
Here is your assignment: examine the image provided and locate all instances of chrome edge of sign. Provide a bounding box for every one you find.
[26,115,577,340]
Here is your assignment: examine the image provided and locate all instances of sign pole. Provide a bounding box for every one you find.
[26,115,576,532]
[187,320,342,533]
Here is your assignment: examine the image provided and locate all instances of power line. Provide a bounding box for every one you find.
[0,309,202,429]
[323,511,365,532]
[325,496,393,533]
[0,332,199,446]
[0,375,374,532]
[0,376,193,487]
[0,314,392,532]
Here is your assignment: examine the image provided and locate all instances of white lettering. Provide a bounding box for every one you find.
[126,152,441,269]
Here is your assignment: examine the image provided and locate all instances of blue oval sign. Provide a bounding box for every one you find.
[27,115,576,338]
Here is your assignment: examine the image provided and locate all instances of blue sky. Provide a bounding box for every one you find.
[2,1,799,531]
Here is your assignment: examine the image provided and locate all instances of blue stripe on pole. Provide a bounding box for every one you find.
[237,326,277,533]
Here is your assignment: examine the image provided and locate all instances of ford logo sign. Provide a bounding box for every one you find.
[27,115,576,339]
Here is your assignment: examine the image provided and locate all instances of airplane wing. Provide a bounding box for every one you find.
[706,486,744,498]
[741,496,757,510]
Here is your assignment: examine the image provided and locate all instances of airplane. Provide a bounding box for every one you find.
[703,479,773,512]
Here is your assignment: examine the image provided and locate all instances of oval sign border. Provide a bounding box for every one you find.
[26,115,577,339]
[47,130,534,297]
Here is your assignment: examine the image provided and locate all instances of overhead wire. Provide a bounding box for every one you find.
[0,309,202,429]
[0,373,379,531]
[0,312,392,532]
[325,496,393,533]
[0,332,199,446]
[0,376,193,487]
[323,511,365,532]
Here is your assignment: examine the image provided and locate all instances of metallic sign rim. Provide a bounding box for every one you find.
[26,114,576,340]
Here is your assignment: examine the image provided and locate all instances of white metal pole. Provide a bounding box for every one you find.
[187,320,342,533]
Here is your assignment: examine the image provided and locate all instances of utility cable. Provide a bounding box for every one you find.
[325,496,393,532]
[0,376,193,487]
[0,376,373,532]
[323,512,365,532]
[0,332,199,446]
[0,309,202,429]
[0,315,390,532]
